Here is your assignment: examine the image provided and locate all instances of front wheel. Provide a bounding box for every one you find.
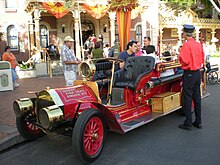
[72,109,106,163]
[16,113,44,140]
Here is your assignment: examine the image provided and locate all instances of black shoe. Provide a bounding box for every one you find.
[178,124,192,131]
[192,122,202,129]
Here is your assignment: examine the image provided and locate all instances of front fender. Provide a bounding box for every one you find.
[90,102,124,134]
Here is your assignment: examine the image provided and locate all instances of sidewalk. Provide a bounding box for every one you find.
[0,76,66,152]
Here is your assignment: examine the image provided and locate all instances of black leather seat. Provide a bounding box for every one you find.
[113,56,155,89]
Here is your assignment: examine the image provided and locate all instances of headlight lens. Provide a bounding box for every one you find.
[38,105,64,129]
[13,98,33,117]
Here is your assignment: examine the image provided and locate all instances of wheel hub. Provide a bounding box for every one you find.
[92,133,98,140]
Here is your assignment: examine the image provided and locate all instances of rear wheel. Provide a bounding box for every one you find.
[72,109,106,163]
[207,70,218,84]
[16,113,44,140]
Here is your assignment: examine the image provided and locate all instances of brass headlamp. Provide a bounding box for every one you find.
[38,105,64,129]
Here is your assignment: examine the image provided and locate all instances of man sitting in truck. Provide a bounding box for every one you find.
[142,45,160,68]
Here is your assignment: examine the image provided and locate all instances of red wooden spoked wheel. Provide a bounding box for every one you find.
[16,113,44,140]
[83,116,104,156]
[72,109,106,163]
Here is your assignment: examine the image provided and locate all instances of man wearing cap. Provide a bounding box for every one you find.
[61,36,81,86]
[178,24,204,131]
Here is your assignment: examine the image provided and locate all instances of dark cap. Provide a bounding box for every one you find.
[183,24,195,33]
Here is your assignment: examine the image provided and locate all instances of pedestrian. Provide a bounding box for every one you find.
[90,42,104,59]
[143,45,160,67]
[103,43,110,58]
[178,24,204,131]
[143,36,151,50]
[61,36,81,86]
[118,40,137,69]
[2,46,20,87]
[47,43,60,60]
[22,46,41,69]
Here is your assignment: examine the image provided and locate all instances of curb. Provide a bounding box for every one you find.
[0,133,25,152]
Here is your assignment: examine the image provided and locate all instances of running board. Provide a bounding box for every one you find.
[119,92,209,133]
[120,106,181,133]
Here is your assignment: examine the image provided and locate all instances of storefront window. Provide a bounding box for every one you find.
[5,0,17,8]
[136,25,142,43]
[40,25,48,48]
[7,25,18,50]
[115,25,119,42]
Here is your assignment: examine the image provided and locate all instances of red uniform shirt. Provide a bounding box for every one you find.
[178,37,204,70]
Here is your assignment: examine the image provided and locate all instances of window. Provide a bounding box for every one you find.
[40,25,48,48]
[5,0,17,8]
[7,25,18,50]
[171,29,178,37]
[115,25,119,42]
[136,25,142,43]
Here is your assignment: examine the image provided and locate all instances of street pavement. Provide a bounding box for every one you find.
[0,83,220,165]
[0,75,66,151]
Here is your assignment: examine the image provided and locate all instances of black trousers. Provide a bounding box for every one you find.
[182,70,201,126]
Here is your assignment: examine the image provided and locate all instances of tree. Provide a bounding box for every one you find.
[209,0,220,13]
[161,0,220,17]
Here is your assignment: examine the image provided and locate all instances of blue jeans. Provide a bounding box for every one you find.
[11,68,17,82]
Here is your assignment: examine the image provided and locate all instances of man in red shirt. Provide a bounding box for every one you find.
[178,24,204,131]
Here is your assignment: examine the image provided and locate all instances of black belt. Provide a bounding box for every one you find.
[184,69,200,73]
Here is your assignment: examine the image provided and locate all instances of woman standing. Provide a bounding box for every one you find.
[2,46,20,87]
[90,42,104,59]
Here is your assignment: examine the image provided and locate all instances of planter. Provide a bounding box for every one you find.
[17,69,37,79]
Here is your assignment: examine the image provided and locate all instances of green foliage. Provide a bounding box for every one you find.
[210,53,220,57]
[161,0,196,6]
[161,0,216,17]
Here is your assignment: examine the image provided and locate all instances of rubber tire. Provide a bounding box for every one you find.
[16,113,44,140]
[208,71,218,84]
[72,109,106,163]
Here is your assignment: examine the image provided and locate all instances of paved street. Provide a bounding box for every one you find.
[0,76,65,146]
[0,83,220,165]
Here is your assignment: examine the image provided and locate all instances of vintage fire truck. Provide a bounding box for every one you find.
[13,56,209,162]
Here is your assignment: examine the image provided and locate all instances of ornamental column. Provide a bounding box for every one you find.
[28,13,34,57]
[140,7,147,44]
[195,27,200,42]
[211,28,217,52]
[73,10,81,60]
[159,28,164,54]
[177,26,183,46]
[109,12,116,47]
[34,9,40,50]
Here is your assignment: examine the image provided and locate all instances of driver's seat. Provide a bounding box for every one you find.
[113,56,155,89]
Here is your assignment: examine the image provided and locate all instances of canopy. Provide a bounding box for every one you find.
[41,2,69,18]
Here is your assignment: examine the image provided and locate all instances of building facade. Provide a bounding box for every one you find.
[0,0,219,61]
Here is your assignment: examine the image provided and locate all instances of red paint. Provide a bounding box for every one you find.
[55,85,97,118]
[83,116,104,156]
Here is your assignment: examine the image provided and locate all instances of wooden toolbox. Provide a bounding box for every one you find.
[152,92,180,113]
